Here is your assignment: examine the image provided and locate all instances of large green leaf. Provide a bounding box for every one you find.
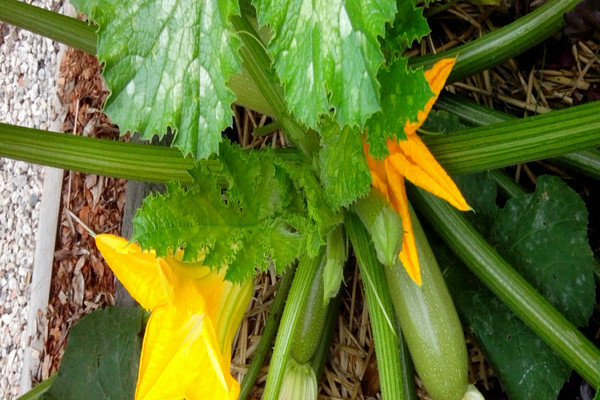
[381,0,430,60]
[489,175,596,326]
[132,143,302,282]
[443,172,596,399]
[457,173,596,326]
[71,0,241,159]
[41,307,145,400]
[253,0,397,129]
[318,116,372,209]
[364,58,433,158]
[439,244,571,400]
[272,151,343,254]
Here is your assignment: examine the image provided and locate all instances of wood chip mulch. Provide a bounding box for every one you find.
[36,48,127,382]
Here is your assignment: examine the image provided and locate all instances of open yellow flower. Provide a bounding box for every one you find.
[95,234,253,400]
[364,59,470,286]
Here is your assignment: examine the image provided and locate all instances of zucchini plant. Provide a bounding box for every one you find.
[1,0,600,399]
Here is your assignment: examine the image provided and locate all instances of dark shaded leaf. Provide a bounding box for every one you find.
[42,307,145,400]
[318,116,372,210]
[439,243,571,400]
[564,0,600,44]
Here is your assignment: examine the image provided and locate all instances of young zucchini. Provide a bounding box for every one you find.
[291,254,328,364]
[386,205,469,400]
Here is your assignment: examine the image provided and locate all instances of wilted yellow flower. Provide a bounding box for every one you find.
[364,59,470,286]
[95,234,253,400]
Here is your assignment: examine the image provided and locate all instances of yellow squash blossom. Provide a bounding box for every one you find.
[364,58,470,286]
[95,234,253,400]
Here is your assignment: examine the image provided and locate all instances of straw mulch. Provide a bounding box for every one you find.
[42,1,600,398]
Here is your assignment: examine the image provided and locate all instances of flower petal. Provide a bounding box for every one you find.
[157,257,226,317]
[95,234,167,310]
[387,134,470,211]
[383,162,422,285]
[135,305,236,400]
[404,58,456,137]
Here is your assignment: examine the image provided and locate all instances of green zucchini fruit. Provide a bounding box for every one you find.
[290,255,328,364]
[385,205,468,400]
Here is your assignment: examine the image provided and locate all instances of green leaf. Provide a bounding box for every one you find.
[42,307,145,400]
[457,173,596,325]
[133,143,302,282]
[489,175,596,326]
[71,0,241,159]
[444,173,597,398]
[439,245,571,400]
[318,116,372,210]
[454,172,499,235]
[381,0,430,60]
[273,152,343,254]
[253,0,397,129]
[458,173,596,326]
[365,58,433,158]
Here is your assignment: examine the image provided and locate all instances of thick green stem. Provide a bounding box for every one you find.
[554,149,600,181]
[346,213,406,400]
[435,94,600,179]
[262,250,325,399]
[0,0,96,54]
[409,186,600,389]
[408,0,580,82]
[0,123,194,183]
[3,99,599,183]
[239,266,296,400]
[423,101,600,175]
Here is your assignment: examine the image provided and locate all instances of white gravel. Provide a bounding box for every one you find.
[0,0,63,398]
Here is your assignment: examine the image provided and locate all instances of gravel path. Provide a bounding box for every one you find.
[0,0,63,398]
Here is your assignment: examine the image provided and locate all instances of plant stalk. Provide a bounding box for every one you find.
[0,123,194,183]
[408,0,580,82]
[16,375,56,400]
[0,0,96,54]
[238,266,296,400]
[346,213,407,400]
[262,250,325,399]
[230,14,320,158]
[3,99,600,183]
[435,94,600,179]
[409,186,600,389]
[423,101,600,175]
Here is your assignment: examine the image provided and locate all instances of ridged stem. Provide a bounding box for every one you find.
[15,375,56,400]
[238,266,296,400]
[0,123,194,183]
[408,0,580,82]
[346,213,406,400]
[423,101,600,175]
[435,94,600,179]
[0,0,96,54]
[229,14,320,158]
[262,250,325,399]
